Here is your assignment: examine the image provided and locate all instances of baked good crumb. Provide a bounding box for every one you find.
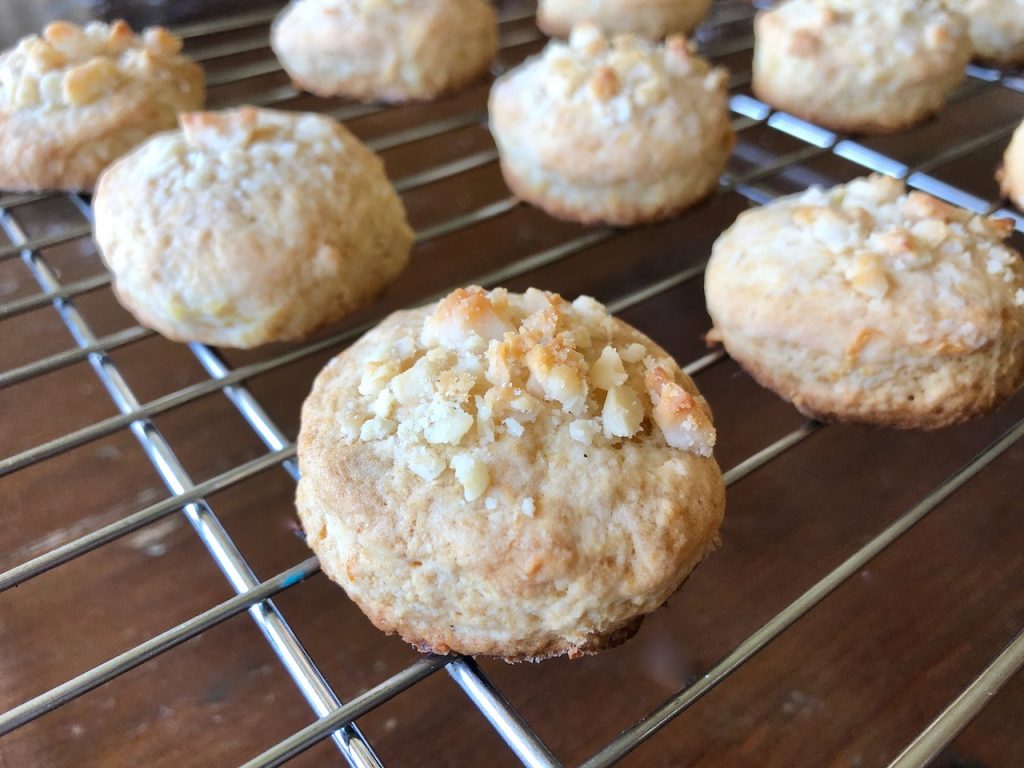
[298,286,725,661]
[489,24,734,226]
[93,106,412,348]
[705,174,1024,428]
[0,19,203,191]
[752,0,971,134]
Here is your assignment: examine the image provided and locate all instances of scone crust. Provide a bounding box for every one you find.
[297,287,725,661]
[270,0,497,101]
[706,175,1024,429]
[999,119,1024,212]
[950,0,1024,65]
[537,0,711,39]
[751,0,971,134]
[93,107,412,349]
[489,27,734,226]
[0,20,203,192]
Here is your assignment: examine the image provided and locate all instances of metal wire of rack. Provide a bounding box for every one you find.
[0,2,1022,766]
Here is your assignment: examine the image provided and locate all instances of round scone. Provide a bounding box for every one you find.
[706,175,1024,429]
[947,0,1024,65]
[752,0,971,134]
[488,25,733,226]
[0,20,203,192]
[270,0,497,102]
[998,119,1024,211]
[93,107,412,349]
[297,286,725,661]
[537,0,711,39]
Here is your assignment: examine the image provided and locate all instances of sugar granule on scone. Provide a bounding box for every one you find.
[705,175,1024,429]
[0,20,203,192]
[752,0,970,134]
[297,286,726,661]
[93,107,412,349]
[537,0,711,40]
[489,25,734,226]
[270,0,498,102]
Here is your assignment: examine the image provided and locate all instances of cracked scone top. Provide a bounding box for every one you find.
[270,0,497,102]
[93,107,412,348]
[0,20,203,191]
[488,25,734,225]
[705,175,1024,428]
[752,0,970,134]
[297,286,725,660]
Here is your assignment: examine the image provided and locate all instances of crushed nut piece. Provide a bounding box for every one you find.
[845,252,890,298]
[451,453,489,501]
[645,367,716,456]
[602,385,643,438]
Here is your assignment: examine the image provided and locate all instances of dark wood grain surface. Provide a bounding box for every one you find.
[1,2,1022,767]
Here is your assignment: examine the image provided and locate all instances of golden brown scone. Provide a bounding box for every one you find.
[488,25,734,226]
[752,0,971,134]
[93,107,412,349]
[0,20,203,192]
[537,0,711,39]
[705,175,1024,429]
[297,286,725,661]
[999,118,1024,210]
[946,0,1024,65]
[270,0,498,102]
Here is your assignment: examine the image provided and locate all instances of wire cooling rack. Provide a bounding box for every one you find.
[1,2,1023,766]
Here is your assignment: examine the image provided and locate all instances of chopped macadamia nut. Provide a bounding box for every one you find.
[845,252,889,299]
[503,417,525,437]
[422,403,474,445]
[0,20,195,111]
[359,359,400,396]
[407,447,446,481]
[645,367,716,456]
[346,286,717,504]
[360,417,396,441]
[423,286,513,348]
[602,385,643,438]
[451,453,490,500]
[591,345,627,390]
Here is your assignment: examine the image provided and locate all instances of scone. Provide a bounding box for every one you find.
[488,25,734,226]
[0,20,203,192]
[752,0,971,134]
[93,107,412,349]
[705,175,1024,429]
[297,286,725,661]
[947,0,1024,65]
[999,118,1024,211]
[537,0,711,39]
[270,0,498,102]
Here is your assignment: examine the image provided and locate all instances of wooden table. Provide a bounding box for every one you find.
[1,2,1022,766]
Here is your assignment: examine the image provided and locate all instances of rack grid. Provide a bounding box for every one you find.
[1,2,1022,766]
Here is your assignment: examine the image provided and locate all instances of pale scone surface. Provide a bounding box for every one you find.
[489,25,734,225]
[0,20,203,191]
[93,107,412,349]
[537,0,711,39]
[947,0,1024,64]
[1000,119,1024,211]
[752,0,970,133]
[270,0,497,101]
[298,287,725,660]
[706,175,1024,427]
